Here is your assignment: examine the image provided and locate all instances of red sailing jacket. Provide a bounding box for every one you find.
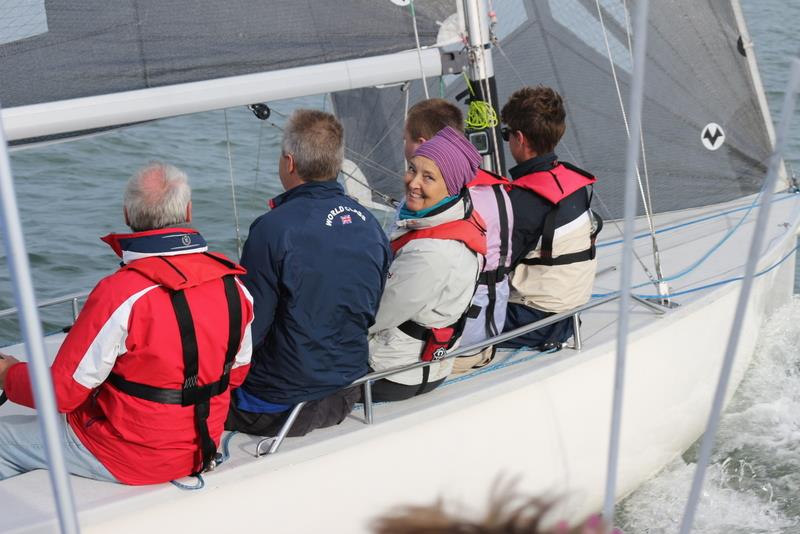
[509,161,596,204]
[5,230,254,485]
[391,211,488,257]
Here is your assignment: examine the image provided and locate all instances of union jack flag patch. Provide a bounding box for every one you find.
[340,214,352,224]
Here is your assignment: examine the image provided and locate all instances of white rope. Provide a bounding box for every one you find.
[678,57,800,534]
[223,109,243,258]
[603,0,650,526]
[595,0,667,296]
[409,1,430,99]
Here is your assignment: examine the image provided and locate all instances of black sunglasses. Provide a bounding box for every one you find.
[500,126,512,142]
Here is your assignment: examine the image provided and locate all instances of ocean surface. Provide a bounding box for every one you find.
[0,1,798,532]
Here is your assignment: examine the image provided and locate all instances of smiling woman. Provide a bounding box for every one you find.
[367,126,487,401]
[403,156,449,212]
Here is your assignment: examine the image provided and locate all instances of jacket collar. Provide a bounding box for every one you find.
[268,180,343,209]
[100,227,208,265]
[392,189,473,238]
[509,152,558,180]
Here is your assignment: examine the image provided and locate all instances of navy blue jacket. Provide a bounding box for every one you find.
[239,180,391,405]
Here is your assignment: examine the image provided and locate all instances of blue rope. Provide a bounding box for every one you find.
[592,191,800,298]
[596,191,795,249]
[170,474,205,491]
[594,243,799,300]
[221,431,238,462]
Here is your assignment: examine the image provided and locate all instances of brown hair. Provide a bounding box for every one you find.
[500,86,566,155]
[370,479,606,534]
[406,98,464,140]
[282,109,344,181]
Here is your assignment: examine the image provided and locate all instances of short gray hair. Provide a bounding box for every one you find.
[124,162,191,231]
[281,109,344,181]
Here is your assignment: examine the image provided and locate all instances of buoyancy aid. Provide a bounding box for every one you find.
[99,233,247,474]
[509,161,602,313]
[390,209,487,368]
[390,211,487,256]
[466,169,514,338]
[511,161,602,266]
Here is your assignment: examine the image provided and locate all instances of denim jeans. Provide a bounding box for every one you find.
[0,414,117,482]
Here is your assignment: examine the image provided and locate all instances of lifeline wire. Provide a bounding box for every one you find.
[678,56,800,534]
[603,0,649,526]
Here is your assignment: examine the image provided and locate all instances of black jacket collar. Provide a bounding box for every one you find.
[509,152,558,180]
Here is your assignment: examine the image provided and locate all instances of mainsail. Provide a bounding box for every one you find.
[332,0,774,219]
[0,0,459,143]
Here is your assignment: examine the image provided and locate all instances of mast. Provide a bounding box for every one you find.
[463,0,505,175]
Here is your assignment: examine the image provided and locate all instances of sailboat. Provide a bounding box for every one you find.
[0,1,798,532]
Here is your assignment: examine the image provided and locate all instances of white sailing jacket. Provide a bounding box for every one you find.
[368,196,482,386]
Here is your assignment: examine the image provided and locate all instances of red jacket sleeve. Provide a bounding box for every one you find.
[5,276,156,411]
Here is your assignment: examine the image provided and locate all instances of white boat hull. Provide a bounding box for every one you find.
[1,193,798,533]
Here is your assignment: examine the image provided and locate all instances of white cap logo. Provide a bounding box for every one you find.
[701,123,725,151]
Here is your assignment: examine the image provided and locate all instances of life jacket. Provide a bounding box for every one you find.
[104,251,245,475]
[466,169,514,338]
[390,209,487,371]
[511,161,602,266]
[390,211,487,257]
[509,161,602,313]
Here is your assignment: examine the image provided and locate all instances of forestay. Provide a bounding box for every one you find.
[332,0,773,218]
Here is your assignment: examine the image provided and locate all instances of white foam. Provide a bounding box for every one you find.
[617,296,800,533]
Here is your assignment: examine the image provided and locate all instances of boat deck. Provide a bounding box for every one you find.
[1,192,799,533]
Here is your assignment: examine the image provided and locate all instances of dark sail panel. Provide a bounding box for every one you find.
[333,0,773,218]
[0,0,456,109]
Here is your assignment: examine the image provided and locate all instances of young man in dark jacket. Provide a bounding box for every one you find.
[226,109,392,437]
[499,86,598,350]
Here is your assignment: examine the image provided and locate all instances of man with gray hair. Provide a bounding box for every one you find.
[226,109,391,437]
[0,161,254,484]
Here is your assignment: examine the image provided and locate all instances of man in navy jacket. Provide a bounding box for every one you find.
[226,109,391,437]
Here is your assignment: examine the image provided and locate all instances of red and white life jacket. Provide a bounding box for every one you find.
[509,162,602,313]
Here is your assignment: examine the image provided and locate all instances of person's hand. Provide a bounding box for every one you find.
[0,353,21,389]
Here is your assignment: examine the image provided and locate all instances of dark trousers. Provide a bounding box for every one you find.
[225,387,360,437]
[497,302,574,350]
[369,373,446,402]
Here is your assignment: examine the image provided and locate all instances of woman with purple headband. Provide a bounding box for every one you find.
[367,127,487,401]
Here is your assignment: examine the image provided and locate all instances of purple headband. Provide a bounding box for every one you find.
[414,126,482,195]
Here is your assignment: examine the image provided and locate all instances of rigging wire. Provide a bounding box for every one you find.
[558,141,660,287]
[223,109,243,258]
[253,109,400,207]
[251,120,266,199]
[595,0,667,298]
[408,0,430,99]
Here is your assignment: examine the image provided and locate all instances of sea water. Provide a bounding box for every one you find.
[0,1,798,532]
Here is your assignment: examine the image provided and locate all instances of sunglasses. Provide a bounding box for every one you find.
[500,126,512,142]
